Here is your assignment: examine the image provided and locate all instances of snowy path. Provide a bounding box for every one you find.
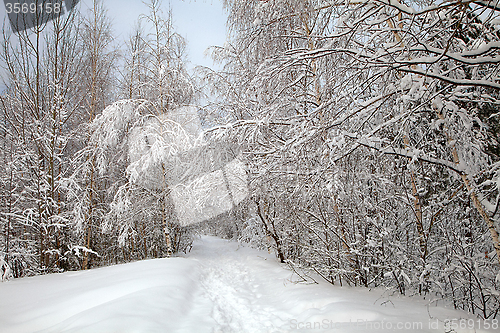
[0,236,489,333]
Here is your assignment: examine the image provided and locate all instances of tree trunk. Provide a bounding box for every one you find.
[435,111,500,265]
[256,198,285,263]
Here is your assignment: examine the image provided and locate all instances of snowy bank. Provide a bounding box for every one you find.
[0,236,492,333]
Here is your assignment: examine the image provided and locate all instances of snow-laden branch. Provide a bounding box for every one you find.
[398,66,500,90]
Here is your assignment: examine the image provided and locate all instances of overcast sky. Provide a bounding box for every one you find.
[0,0,228,70]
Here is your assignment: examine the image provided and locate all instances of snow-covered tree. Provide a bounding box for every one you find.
[0,6,86,275]
[0,0,119,274]
[208,0,500,318]
[120,0,194,111]
[67,0,119,270]
[85,100,199,258]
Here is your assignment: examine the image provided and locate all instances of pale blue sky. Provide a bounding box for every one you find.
[0,0,228,70]
[89,0,228,69]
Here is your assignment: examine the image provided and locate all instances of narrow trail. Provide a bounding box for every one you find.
[187,237,291,332]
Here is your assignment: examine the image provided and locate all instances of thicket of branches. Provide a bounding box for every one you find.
[202,0,500,318]
[0,0,196,276]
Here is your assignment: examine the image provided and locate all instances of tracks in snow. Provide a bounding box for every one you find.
[187,237,290,333]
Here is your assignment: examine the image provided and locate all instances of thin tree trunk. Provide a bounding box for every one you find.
[435,111,500,265]
[161,163,173,257]
[256,198,285,263]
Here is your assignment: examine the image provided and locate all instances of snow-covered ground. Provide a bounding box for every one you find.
[0,236,493,333]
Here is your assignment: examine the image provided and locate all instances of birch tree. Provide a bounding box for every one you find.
[68,0,118,270]
[0,5,84,274]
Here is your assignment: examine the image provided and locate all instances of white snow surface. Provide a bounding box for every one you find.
[0,236,488,333]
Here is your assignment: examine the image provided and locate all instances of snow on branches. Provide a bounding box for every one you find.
[213,0,500,317]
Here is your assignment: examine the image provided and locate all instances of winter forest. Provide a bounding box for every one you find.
[1,0,500,323]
